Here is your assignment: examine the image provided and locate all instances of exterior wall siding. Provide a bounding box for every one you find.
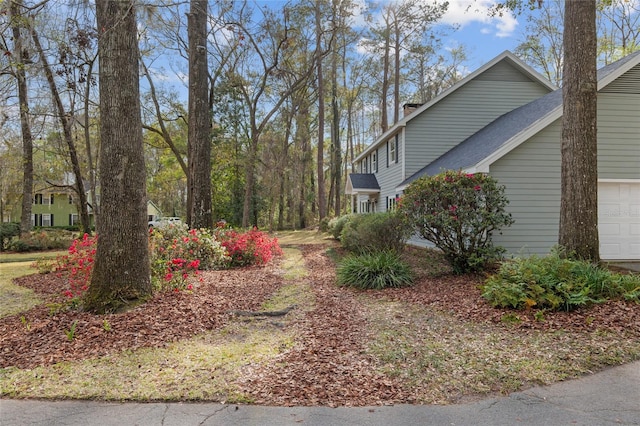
[404,80,551,177]
[598,92,640,179]
[489,120,562,256]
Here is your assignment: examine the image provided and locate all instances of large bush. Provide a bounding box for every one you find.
[327,214,354,240]
[337,251,413,290]
[0,222,19,251]
[214,227,283,267]
[340,212,410,254]
[7,229,75,252]
[398,170,514,274]
[482,248,640,311]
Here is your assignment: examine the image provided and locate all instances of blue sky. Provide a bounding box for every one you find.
[434,0,527,68]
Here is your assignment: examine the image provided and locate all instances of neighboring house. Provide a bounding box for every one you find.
[346,50,640,261]
[10,184,163,229]
[147,200,163,223]
[31,186,82,227]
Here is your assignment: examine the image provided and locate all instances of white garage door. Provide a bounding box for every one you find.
[598,181,640,260]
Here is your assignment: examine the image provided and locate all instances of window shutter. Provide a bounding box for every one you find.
[50,214,54,226]
[51,194,54,205]
[386,142,389,167]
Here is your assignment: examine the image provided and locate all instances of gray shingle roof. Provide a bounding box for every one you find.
[348,173,380,190]
[399,50,640,189]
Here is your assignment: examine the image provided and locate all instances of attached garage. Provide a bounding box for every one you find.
[599,181,640,260]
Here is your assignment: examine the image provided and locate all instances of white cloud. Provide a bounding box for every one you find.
[437,0,519,38]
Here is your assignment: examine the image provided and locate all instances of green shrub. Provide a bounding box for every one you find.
[398,170,514,274]
[149,225,229,291]
[0,222,20,251]
[340,212,410,254]
[328,214,354,240]
[336,251,413,290]
[482,248,640,311]
[7,230,75,252]
[319,217,331,233]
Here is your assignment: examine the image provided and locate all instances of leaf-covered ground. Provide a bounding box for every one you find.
[1,244,639,405]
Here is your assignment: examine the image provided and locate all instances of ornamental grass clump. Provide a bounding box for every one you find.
[399,170,514,274]
[337,251,413,290]
[482,247,640,311]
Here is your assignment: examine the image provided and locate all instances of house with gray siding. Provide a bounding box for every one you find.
[346,50,640,261]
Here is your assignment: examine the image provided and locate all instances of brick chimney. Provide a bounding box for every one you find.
[403,103,423,117]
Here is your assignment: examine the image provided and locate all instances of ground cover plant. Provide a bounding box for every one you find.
[1,230,639,406]
[482,248,640,311]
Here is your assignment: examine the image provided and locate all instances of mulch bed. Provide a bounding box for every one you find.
[1,244,639,406]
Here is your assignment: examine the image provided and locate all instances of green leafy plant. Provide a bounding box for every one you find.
[336,251,413,290]
[327,214,354,240]
[0,222,20,251]
[482,247,640,311]
[20,315,31,331]
[65,320,78,341]
[398,170,514,274]
[339,212,410,254]
[102,319,112,332]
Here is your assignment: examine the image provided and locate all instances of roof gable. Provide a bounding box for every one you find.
[353,51,557,163]
[345,173,380,195]
[398,50,640,190]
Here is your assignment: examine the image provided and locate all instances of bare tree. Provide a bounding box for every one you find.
[30,28,92,233]
[9,0,35,235]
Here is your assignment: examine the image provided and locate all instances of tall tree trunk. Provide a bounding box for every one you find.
[242,135,258,228]
[393,21,400,125]
[86,0,151,314]
[83,59,99,227]
[331,46,341,216]
[31,29,92,234]
[187,0,212,229]
[315,3,327,221]
[380,33,390,133]
[558,0,599,262]
[11,1,34,236]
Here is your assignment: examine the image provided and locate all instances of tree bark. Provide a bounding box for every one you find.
[187,0,212,229]
[315,2,327,221]
[10,1,34,236]
[86,0,152,313]
[558,0,600,262]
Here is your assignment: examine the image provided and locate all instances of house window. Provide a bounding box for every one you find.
[42,214,52,227]
[68,195,73,204]
[387,194,399,211]
[388,136,398,165]
[372,150,377,173]
[34,194,43,205]
[69,214,78,226]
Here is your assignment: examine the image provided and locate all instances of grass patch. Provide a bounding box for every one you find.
[0,250,66,263]
[0,261,42,318]
[0,328,293,401]
[274,229,334,246]
[364,299,640,403]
